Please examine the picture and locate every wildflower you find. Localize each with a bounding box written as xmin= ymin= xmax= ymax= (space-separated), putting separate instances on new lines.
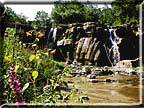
xmin=26 ymin=32 xmax=32 ymax=37
xmin=8 ymin=79 xmax=12 ymax=83
xmin=37 ymin=33 xmax=44 ymax=38
xmin=7 ymin=65 xmax=25 ymax=104
xmin=50 ymin=49 xmax=56 ymax=55
xmin=15 ymin=97 xmax=25 ymax=105
xmin=4 ymin=57 xmax=11 ymax=63
xmin=36 ymin=56 xmax=40 ymax=60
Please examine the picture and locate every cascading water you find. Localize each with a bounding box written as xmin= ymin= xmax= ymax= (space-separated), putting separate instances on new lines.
xmin=108 ymin=28 xmax=120 ymax=66
xmin=47 ymin=28 xmax=53 ymax=44
xmin=53 ymin=28 xmax=57 ymax=43
xmin=47 ymin=28 xmax=58 ymax=49
xmin=47 ymin=28 xmax=54 ymax=49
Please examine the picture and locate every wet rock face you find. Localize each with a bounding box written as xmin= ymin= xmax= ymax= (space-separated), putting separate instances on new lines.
xmin=75 ymin=38 xmax=85 ymax=61
xmin=54 ymin=22 xmax=111 ymax=66
xmin=51 ymin=22 xmax=139 ymax=66
xmin=118 ymin=38 xmax=139 ymax=61
xmin=115 ymin=27 xmax=139 ymax=62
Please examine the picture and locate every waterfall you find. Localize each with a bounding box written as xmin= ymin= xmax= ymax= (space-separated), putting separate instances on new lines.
xmin=108 ymin=28 xmax=120 ymax=65
xmin=47 ymin=28 xmax=53 ymax=49
xmin=53 ymin=28 xmax=57 ymax=43
xmin=47 ymin=27 xmax=58 ymax=49
xmin=47 ymin=28 xmax=53 ymax=44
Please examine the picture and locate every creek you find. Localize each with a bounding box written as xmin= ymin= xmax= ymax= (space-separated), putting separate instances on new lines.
xmin=63 ymin=75 xmax=140 ymax=105
xmin=54 ymin=65 xmax=141 ymax=105
xmin=67 ymin=77 xmax=139 ymax=104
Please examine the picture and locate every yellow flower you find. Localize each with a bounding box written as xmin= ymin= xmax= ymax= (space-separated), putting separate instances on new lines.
xmin=36 ymin=56 xmax=40 ymax=60
xmin=26 ymin=32 xmax=32 ymax=37
xmin=4 ymin=57 xmax=11 ymax=62
xmin=50 ymin=49 xmax=56 ymax=55
xmin=37 ymin=33 xmax=44 ymax=38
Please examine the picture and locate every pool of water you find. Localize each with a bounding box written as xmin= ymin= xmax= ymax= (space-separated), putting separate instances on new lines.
xmin=63 ymin=76 xmax=140 ymax=105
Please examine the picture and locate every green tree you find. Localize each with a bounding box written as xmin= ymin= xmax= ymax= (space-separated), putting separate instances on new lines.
xmin=51 ymin=1 xmax=113 ymax=26
xmin=34 ymin=10 xmax=50 ymax=27
xmin=51 ymin=1 xmax=86 ymax=25
xmin=51 ymin=0 xmax=143 ymax=26
xmin=111 ymin=0 xmax=143 ymax=26
xmin=5 ymin=7 xmax=27 ymax=24
xmin=84 ymin=6 xmax=100 ymax=22
xmin=101 ymin=8 xmax=114 ymax=26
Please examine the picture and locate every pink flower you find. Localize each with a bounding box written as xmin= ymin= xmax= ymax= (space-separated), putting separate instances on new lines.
xmin=15 ymin=97 xmax=25 ymax=106
xmin=8 ymin=79 xmax=12 ymax=83
xmin=8 ymin=65 xmax=24 ymax=103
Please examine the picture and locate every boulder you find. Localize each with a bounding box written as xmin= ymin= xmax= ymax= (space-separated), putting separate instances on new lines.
xmin=116 ymin=60 xmax=133 ymax=68
xmin=88 ymin=79 xmax=98 ymax=83
xmin=97 ymin=69 xmax=114 ymax=76
xmin=80 ymin=96 xmax=90 ymax=100
xmin=87 ymin=74 xmax=96 ymax=79
xmin=81 ymin=66 xmax=91 ymax=75
xmin=105 ymin=79 xmax=112 ymax=83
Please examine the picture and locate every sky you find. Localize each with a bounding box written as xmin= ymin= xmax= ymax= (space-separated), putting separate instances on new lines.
xmin=5 ymin=4 xmax=111 ymax=21
xmin=5 ymin=4 xmax=54 ymax=21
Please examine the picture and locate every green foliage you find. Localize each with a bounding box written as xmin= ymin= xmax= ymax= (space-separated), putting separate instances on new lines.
xmin=51 ymin=1 xmax=114 ymax=26
xmin=52 ymin=60 xmax=65 ymax=69
xmin=32 ymin=70 xmax=38 ymax=81
xmin=32 ymin=10 xmax=50 ymax=27
xmin=51 ymin=1 xmax=106 ymax=26
xmin=22 ymin=83 xmax=29 ymax=92
xmin=29 ymin=54 xmax=36 ymax=62
xmin=84 ymin=6 xmax=102 ymax=23
xmin=134 ymin=66 xmax=144 ymax=71
xmin=13 ymin=65 xmax=20 ymax=72
xmin=101 ymin=8 xmax=114 ymax=26
xmin=111 ymin=0 xmax=143 ymax=25
xmin=51 ymin=0 xmax=143 ymax=26
xmin=5 ymin=7 xmax=27 ymax=24
xmin=2 ymin=27 xmax=74 ymax=104
xmin=51 ymin=1 xmax=86 ymax=25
